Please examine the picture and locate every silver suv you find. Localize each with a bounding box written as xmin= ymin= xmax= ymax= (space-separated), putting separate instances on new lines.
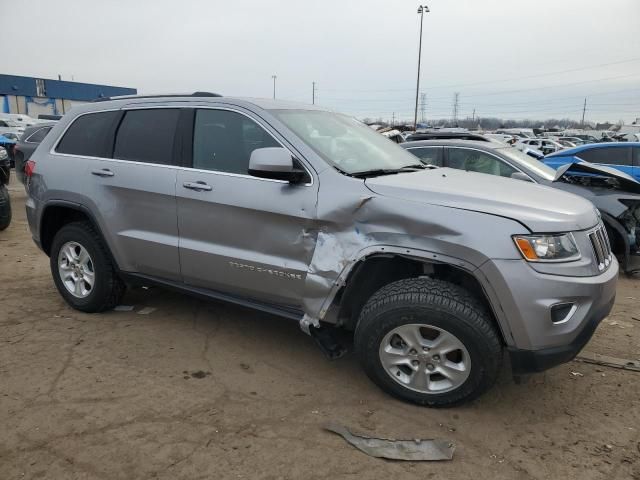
xmin=25 ymin=94 xmax=618 ymax=406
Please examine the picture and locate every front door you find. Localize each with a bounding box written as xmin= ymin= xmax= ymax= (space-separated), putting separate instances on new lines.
xmin=176 ymin=108 xmax=318 ymax=306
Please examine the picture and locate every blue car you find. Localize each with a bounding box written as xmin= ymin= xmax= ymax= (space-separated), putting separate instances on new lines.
xmin=544 ymin=142 xmax=640 ymax=181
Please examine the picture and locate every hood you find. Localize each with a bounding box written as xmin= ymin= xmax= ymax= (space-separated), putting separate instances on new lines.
xmin=365 ymin=168 xmax=598 ymax=232
xmin=554 ymin=161 xmax=640 ymax=194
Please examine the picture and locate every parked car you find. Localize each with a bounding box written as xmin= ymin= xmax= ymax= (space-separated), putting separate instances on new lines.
xmin=0 ymin=113 xmax=38 ymax=127
xmin=406 ymin=131 xmax=490 ymax=142
xmin=571 ymin=134 xmax=600 ymax=144
xmin=14 ymin=122 xmax=55 ymax=185
xmin=0 ymin=134 xmax=16 ymax=167
xmin=402 ymin=139 xmax=640 ymax=272
xmin=0 ymin=145 xmax=11 ymax=230
xmin=0 ymin=119 xmax=25 ymax=138
xmin=545 ymin=142 xmax=640 ymax=182
xmin=517 ymin=138 xmax=565 ymax=155
xmin=484 ymin=133 xmax=515 ymax=144
xmin=557 ymin=139 xmax=578 ymax=148
xmin=25 ymin=94 xmax=617 ymax=407
xmin=560 ymin=137 xmax=587 ymax=146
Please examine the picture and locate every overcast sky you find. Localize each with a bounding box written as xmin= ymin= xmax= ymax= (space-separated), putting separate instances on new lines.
xmin=3 ymin=0 xmax=640 ymax=123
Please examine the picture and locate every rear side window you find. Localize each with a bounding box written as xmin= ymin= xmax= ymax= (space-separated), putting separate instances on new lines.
xmin=56 ymin=111 xmax=120 ymax=158
xmin=26 ymin=126 xmax=51 ymax=143
xmin=114 ymin=109 xmax=180 ymax=165
xmin=634 ymin=147 xmax=640 ymax=167
xmin=192 ymin=109 xmax=280 ymax=174
xmin=576 ymin=147 xmax=632 ymax=166
xmin=406 ymin=147 xmax=443 ymax=166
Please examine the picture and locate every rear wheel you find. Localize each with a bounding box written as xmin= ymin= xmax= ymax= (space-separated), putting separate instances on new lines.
xmin=355 ymin=277 xmax=503 ymax=407
xmin=0 ymin=184 xmax=11 ymax=231
xmin=50 ymin=222 xmax=125 ymax=312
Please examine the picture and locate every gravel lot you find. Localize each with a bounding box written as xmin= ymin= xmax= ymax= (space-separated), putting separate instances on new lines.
xmin=1 ymin=176 xmax=639 ymax=479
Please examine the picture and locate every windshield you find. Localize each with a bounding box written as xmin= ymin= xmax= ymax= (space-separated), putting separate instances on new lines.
xmin=272 ymin=110 xmax=421 ymax=174
xmin=499 ymin=146 xmax=556 ymax=181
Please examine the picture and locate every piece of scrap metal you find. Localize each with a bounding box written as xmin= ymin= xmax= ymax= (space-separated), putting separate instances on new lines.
xmin=325 ymin=423 xmax=454 ymax=461
xmin=575 ymin=351 xmax=640 ymax=372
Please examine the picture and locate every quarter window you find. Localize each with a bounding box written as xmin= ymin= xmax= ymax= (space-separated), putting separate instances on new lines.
xmin=192 ymin=109 xmax=279 ymax=174
xmin=447 ymin=148 xmax=517 ymax=177
xmin=576 ymin=147 xmax=632 ymax=166
xmin=114 ymin=109 xmax=180 ymax=165
xmin=56 ymin=111 xmax=120 ymax=158
xmin=26 ymin=126 xmax=51 ymax=143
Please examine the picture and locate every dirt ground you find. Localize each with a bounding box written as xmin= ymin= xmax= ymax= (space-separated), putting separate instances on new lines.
xmin=1 ymin=175 xmax=639 ymax=480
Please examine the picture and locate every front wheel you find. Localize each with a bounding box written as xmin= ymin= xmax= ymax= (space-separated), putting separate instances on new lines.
xmin=0 ymin=184 xmax=11 ymax=231
xmin=355 ymin=277 xmax=503 ymax=407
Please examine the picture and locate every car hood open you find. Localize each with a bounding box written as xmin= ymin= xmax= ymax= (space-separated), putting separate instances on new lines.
xmin=553 ymin=161 xmax=640 ymax=194
xmin=365 ymin=167 xmax=598 ymax=232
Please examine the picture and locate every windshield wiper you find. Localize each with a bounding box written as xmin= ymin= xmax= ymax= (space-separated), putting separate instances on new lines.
xmin=350 ymin=164 xmax=429 ymax=178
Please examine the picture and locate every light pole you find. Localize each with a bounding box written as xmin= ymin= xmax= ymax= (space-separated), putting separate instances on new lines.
xmin=272 ymin=75 xmax=277 ymax=99
xmin=414 ymin=5 xmax=429 ymax=131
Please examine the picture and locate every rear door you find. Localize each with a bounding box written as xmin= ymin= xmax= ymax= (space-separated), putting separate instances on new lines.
xmin=575 ymin=146 xmax=634 ymax=179
xmin=55 ymin=108 xmax=182 ymax=281
xmin=175 ymin=107 xmax=318 ymax=306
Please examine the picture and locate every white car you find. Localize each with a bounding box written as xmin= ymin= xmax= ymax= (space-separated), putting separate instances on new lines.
xmin=0 ymin=114 xmax=38 ymax=127
xmin=0 ymin=119 xmax=25 ymax=137
xmin=517 ymin=138 xmax=564 ymax=155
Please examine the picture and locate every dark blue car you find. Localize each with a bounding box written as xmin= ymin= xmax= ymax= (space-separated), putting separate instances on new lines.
xmin=544 ymin=142 xmax=640 ymax=181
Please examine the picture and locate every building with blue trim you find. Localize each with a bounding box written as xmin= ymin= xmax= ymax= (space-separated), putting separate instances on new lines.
xmin=0 ymin=74 xmax=136 ymax=118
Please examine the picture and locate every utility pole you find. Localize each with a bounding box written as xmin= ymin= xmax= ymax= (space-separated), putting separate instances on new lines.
xmin=420 ymin=92 xmax=427 ymax=123
xmin=272 ymin=75 xmax=277 ymax=99
xmin=312 ymin=81 xmax=316 ymax=105
xmin=392 ymin=112 xmax=396 ymax=126
xmin=414 ymin=5 xmax=429 ymax=131
xmin=472 ymin=108 xmax=475 ymax=123
xmin=581 ymin=97 xmax=587 ymax=127
xmin=452 ymin=92 xmax=460 ymax=126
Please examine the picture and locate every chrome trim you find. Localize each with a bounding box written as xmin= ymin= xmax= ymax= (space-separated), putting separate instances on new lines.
xmin=551 ymin=303 xmax=578 ymax=325
xmin=49 ymin=106 xmax=314 ymax=187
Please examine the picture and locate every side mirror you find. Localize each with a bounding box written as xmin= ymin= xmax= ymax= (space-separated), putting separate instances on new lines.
xmin=248 ymin=147 xmax=306 ymax=184
xmin=511 ymin=171 xmax=534 ymax=182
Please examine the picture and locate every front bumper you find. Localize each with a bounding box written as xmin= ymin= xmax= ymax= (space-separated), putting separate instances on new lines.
xmin=478 ymin=257 xmax=618 ymax=374
xmin=507 ymin=292 xmax=614 ymax=374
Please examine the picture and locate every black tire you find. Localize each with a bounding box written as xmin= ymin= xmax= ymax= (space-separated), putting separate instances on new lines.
xmin=50 ymin=221 xmax=125 ymax=312
xmin=0 ymin=184 xmax=11 ymax=231
xmin=355 ymin=277 xmax=503 ymax=407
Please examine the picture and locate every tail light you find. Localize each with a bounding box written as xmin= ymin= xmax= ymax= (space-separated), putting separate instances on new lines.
xmin=25 ymin=160 xmax=36 ymax=178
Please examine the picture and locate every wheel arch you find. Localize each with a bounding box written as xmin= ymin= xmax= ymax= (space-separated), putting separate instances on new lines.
xmin=327 ymin=250 xmax=508 ymax=346
xmin=39 ymin=201 xmax=119 ymax=269
xmin=600 ymin=210 xmax=630 ymax=271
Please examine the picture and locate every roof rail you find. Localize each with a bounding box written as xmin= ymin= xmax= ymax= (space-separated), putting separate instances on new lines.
xmin=92 ymin=92 xmax=222 ymax=102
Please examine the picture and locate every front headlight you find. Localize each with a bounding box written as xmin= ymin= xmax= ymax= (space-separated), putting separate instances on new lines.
xmin=513 ymin=233 xmax=580 ymax=262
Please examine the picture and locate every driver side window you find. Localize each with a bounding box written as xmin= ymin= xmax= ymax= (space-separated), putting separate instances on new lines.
xmin=446 ymin=148 xmax=517 ymax=178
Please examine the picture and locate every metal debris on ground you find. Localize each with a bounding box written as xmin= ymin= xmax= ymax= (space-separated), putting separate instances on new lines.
xmin=570 ymin=371 xmax=584 ymax=377
xmin=113 ymin=305 xmax=135 ymax=312
xmin=137 ymin=307 xmax=156 ymax=315
xmin=575 ymin=351 xmax=640 ymax=372
xmin=325 ymin=423 xmax=455 ymax=461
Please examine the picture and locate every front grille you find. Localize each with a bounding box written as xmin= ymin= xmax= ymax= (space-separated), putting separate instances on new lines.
xmin=589 ymin=224 xmax=612 ymax=271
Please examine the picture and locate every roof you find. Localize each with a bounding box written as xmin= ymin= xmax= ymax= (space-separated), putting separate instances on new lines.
xmin=402 ymin=139 xmax=507 ymax=150
xmin=0 ymin=74 xmax=136 ymax=101
xmin=68 ymin=95 xmax=328 ymax=114
xmin=547 ymin=141 xmax=640 ymax=157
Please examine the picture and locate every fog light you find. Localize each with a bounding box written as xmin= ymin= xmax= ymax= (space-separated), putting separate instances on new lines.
xmin=550 ymin=303 xmax=577 ymax=324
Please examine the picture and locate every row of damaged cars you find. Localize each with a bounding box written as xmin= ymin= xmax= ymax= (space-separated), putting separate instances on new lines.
xmin=400 ymin=137 xmax=640 ymax=274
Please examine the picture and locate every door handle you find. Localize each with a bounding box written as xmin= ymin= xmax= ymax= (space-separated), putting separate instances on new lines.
xmin=91 ymin=169 xmax=114 ymax=177
xmin=183 ymin=181 xmax=212 ymax=192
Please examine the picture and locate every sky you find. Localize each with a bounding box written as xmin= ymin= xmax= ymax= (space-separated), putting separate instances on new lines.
xmin=2 ymin=0 xmax=640 ymax=124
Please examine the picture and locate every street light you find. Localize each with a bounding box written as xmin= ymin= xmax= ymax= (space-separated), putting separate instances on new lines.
xmin=272 ymin=75 xmax=277 ymax=99
xmin=414 ymin=5 xmax=429 ymax=131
